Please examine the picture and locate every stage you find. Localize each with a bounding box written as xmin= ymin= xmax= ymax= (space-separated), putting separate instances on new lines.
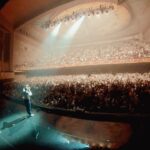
xmin=0 ymin=96 xmax=150 ymax=150
xmin=0 ymin=98 xmax=89 ymax=150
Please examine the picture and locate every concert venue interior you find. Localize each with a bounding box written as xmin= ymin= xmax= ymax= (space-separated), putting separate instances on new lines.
xmin=0 ymin=0 xmax=150 ymax=150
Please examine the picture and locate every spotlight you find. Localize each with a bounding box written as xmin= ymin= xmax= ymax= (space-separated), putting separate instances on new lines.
xmin=66 ymin=15 xmax=85 ymax=37
xmin=52 ymin=23 xmax=62 ymax=36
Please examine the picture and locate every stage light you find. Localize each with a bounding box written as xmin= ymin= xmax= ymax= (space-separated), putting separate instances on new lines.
xmin=52 ymin=23 xmax=62 ymax=36
xmin=43 ymin=22 xmax=62 ymax=52
xmin=66 ymin=15 xmax=85 ymax=38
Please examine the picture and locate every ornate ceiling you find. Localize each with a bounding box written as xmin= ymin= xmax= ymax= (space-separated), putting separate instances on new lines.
xmin=1 ymin=0 xmax=150 ymax=47
xmin=13 ymin=0 xmax=150 ymax=44
xmin=0 ymin=0 xmax=150 ymax=32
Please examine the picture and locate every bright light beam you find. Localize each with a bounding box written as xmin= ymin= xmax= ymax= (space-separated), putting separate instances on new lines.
xmin=65 ymin=16 xmax=85 ymax=39
xmin=44 ymin=23 xmax=62 ymax=46
xmin=42 ymin=23 xmax=62 ymax=56
xmin=42 ymin=16 xmax=85 ymax=63
xmin=52 ymin=16 xmax=85 ymax=56
xmin=52 ymin=23 xmax=62 ymax=36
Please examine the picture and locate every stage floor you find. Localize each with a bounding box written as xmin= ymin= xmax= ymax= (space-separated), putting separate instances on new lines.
xmin=0 ymin=97 xmax=149 ymax=150
xmin=0 ymin=98 xmax=90 ymax=150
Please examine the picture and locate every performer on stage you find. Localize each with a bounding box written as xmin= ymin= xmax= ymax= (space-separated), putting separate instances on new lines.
xmin=23 ymin=84 xmax=34 ymax=117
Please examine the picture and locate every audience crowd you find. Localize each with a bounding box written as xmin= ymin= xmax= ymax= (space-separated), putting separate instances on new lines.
xmin=3 ymin=73 xmax=150 ymax=113
xmin=14 ymin=39 xmax=150 ymax=70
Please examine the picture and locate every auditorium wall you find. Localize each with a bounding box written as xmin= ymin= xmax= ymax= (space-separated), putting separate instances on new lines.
xmin=0 ymin=13 xmax=13 ymax=72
